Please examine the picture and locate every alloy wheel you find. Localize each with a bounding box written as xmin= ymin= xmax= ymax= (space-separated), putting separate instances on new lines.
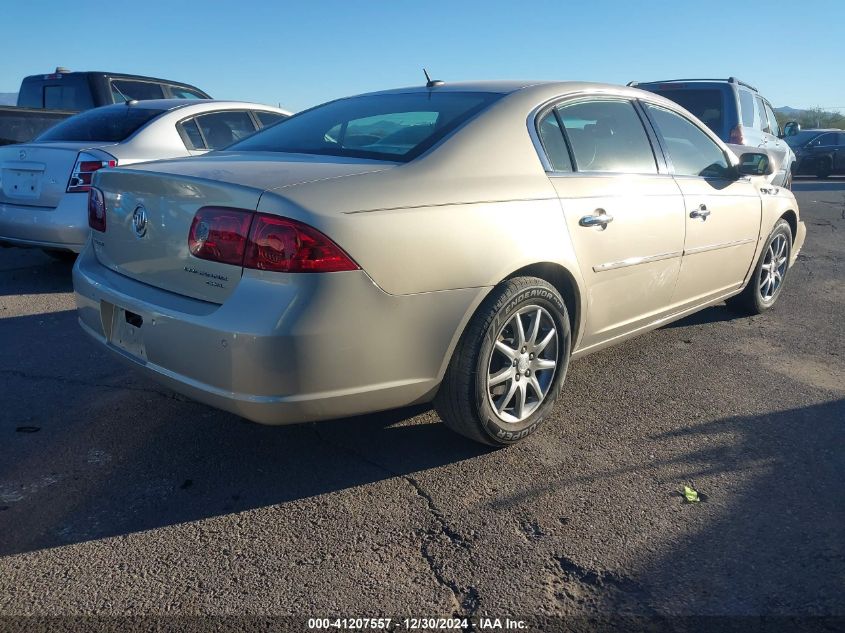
xmin=759 ymin=234 xmax=788 ymax=302
xmin=486 ymin=305 xmax=559 ymax=424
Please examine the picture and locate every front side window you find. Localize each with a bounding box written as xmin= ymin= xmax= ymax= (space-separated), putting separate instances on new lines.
xmin=813 ymin=133 xmax=838 ymax=147
xmin=36 ymin=106 xmax=165 ymax=142
xmin=536 ymin=110 xmax=572 ymax=172
xmin=556 ymin=99 xmax=656 ymax=173
xmin=645 ymin=104 xmax=730 ymax=178
xmin=110 ymin=80 xmax=165 ymax=102
xmin=194 ymin=111 xmax=258 ymax=149
xmin=228 ymin=92 xmax=503 ymax=162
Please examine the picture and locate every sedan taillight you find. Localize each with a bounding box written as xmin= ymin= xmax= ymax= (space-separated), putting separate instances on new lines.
xmin=188 ymin=207 xmax=359 ymax=273
xmin=67 ymin=153 xmax=117 ymax=193
xmin=88 ymin=187 xmax=106 ymax=232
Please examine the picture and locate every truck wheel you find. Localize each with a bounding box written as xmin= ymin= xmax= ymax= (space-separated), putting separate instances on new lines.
xmin=435 ymin=277 xmax=571 ymax=446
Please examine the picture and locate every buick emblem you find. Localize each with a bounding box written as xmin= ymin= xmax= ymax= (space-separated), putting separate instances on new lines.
xmin=19 ymin=150 xmax=26 ymax=160
xmin=132 ymin=205 xmax=148 ymax=238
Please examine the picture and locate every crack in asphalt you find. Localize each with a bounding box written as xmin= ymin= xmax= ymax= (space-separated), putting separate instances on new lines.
xmin=309 ymin=424 xmax=480 ymax=625
xmin=0 ymin=368 xmax=195 ymax=404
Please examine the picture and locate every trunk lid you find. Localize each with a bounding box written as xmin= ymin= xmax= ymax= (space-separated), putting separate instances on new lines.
xmin=92 ymin=154 xmax=393 ymax=304
xmin=0 ymin=142 xmax=115 ymax=208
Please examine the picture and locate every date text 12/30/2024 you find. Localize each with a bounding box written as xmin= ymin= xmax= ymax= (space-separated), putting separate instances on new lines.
xmin=307 ymin=617 xmax=528 ymax=630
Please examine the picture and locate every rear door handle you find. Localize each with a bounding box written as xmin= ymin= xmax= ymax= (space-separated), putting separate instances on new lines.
xmin=690 ymin=204 xmax=710 ymax=220
xmin=579 ymin=211 xmax=614 ymax=229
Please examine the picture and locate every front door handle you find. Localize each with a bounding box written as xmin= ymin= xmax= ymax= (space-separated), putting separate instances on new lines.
xmin=579 ymin=211 xmax=614 ymax=229
xmin=690 ymin=204 xmax=710 ymax=220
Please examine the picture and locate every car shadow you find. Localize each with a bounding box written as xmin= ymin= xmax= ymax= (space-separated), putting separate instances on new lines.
xmin=661 ymin=304 xmax=743 ymax=329
xmin=0 ymin=246 xmax=74 ymax=297
xmin=488 ymin=398 xmax=845 ymax=615
xmin=0 ymin=309 xmax=490 ymax=557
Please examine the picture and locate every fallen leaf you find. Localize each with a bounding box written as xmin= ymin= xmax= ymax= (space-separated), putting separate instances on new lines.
xmin=683 ymin=485 xmax=700 ymax=503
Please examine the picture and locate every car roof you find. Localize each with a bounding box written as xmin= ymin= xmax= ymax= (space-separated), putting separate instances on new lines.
xmin=91 ymin=99 xmax=290 ymax=114
xmin=349 ymin=80 xmax=672 ymax=102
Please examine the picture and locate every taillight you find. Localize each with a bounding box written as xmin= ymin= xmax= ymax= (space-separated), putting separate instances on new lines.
xmin=67 ymin=153 xmax=116 ymax=193
xmin=188 ymin=207 xmax=253 ymax=266
xmin=88 ymin=187 xmax=106 ymax=232
xmin=729 ymin=125 xmax=746 ymax=145
xmin=244 ymin=214 xmax=359 ymax=273
xmin=187 ymin=208 xmax=359 ymax=273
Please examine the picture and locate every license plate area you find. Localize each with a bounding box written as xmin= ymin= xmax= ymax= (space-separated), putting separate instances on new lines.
xmin=104 ymin=302 xmax=147 ymax=361
xmin=1 ymin=166 xmax=45 ymax=200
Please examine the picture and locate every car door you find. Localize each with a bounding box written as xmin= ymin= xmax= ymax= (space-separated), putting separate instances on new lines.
xmin=538 ymin=98 xmax=686 ymax=350
xmin=643 ymin=103 xmax=762 ymax=307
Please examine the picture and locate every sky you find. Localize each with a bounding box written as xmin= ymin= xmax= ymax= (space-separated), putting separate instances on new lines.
xmin=1 ymin=0 xmax=843 ymax=113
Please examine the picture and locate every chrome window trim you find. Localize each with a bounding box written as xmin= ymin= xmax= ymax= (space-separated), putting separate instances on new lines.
xmin=683 ymin=237 xmax=756 ymax=256
xmin=593 ymin=251 xmax=682 ymax=273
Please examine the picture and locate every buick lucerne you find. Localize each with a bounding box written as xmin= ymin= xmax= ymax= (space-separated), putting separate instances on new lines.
xmin=72 ymin=81 xmax=805 ymax=445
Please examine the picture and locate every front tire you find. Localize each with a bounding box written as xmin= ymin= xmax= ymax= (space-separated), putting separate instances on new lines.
xmin=816 ymin=158 xmax=831 ymax=179
xmin=435 ymin=277 xmax=571 ymax=446
xmin=728 ymin=219 xmax=792 ymax=315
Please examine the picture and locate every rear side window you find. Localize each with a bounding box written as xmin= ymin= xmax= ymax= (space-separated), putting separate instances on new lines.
xmin=648 ymin=88 xmax=724 ymax=135
xmin=194 ymin=111 xmax=258 ymax=149
xmin=755 ymin=96 xmax=770 ymax=133
xmin=255 ymin=111 xmax=289 ymax=128
xmin=536 ymin=110 xmax=572 ymax=172
xmin=110 ymin=80 xmax=165 ymax=102
xmin=177 ymin=118 xmax=206 ymax=150
xmin=36 ymin=106 xmax=165 ymax=142
xmin=556 ymin=100 xmax=656 ymax=173
xmin=739 ymin=90 xmax=755 ymax=127
xmin=645 ymin=104 xmax=729 ymax=178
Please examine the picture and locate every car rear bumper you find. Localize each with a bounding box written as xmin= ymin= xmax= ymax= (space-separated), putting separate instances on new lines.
xmin=72 ymin=245 xmax=486 ymax=425
xmin=0 ymin=193 xmax=88 ymax=252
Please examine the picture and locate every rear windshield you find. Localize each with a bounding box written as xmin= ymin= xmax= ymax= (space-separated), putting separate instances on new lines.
xmin=36 ymin=106 xmax=165 ymax=142
xmin=645 ymin=88 xmax=724 ymax=135
xmin=228 ymin=91 xmax=503 ymax=162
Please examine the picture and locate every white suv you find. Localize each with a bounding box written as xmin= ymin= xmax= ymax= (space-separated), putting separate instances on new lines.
xmin=631 ymin=77 xmax=795 ymax=188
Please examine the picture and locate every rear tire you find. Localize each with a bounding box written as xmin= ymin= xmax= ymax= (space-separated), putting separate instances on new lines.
xmin=435 ymin=277 xmax=571 ymax=446
xmin=727 ymin=219 xmax=792 ymax=315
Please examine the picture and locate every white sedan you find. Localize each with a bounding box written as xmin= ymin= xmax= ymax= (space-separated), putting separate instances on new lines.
xmin=0 ymin=100 xmax=290 ymax=256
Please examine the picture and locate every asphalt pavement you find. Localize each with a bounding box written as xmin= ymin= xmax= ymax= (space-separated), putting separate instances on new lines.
xmin=0 ymin=178 xmax=842 ymax=629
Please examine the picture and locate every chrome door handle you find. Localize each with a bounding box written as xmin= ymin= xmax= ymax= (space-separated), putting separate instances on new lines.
xmin=579 ymin=211 xmax=614 ymax=228
xmin=690 ymin=204 xmax=710 ymax=220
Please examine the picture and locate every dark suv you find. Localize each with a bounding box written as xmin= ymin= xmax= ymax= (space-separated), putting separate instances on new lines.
xmin=786 ymin=129 xmax=845 ymax=178
xmin=631 ymin=77 xmax=794 ymax=187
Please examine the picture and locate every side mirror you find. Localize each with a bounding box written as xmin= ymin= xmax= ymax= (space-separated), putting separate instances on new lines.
xmin=737 ymin=152 xmax=773 ymax=177
xmin=781 ymin=121 xmax=800 ymax=138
